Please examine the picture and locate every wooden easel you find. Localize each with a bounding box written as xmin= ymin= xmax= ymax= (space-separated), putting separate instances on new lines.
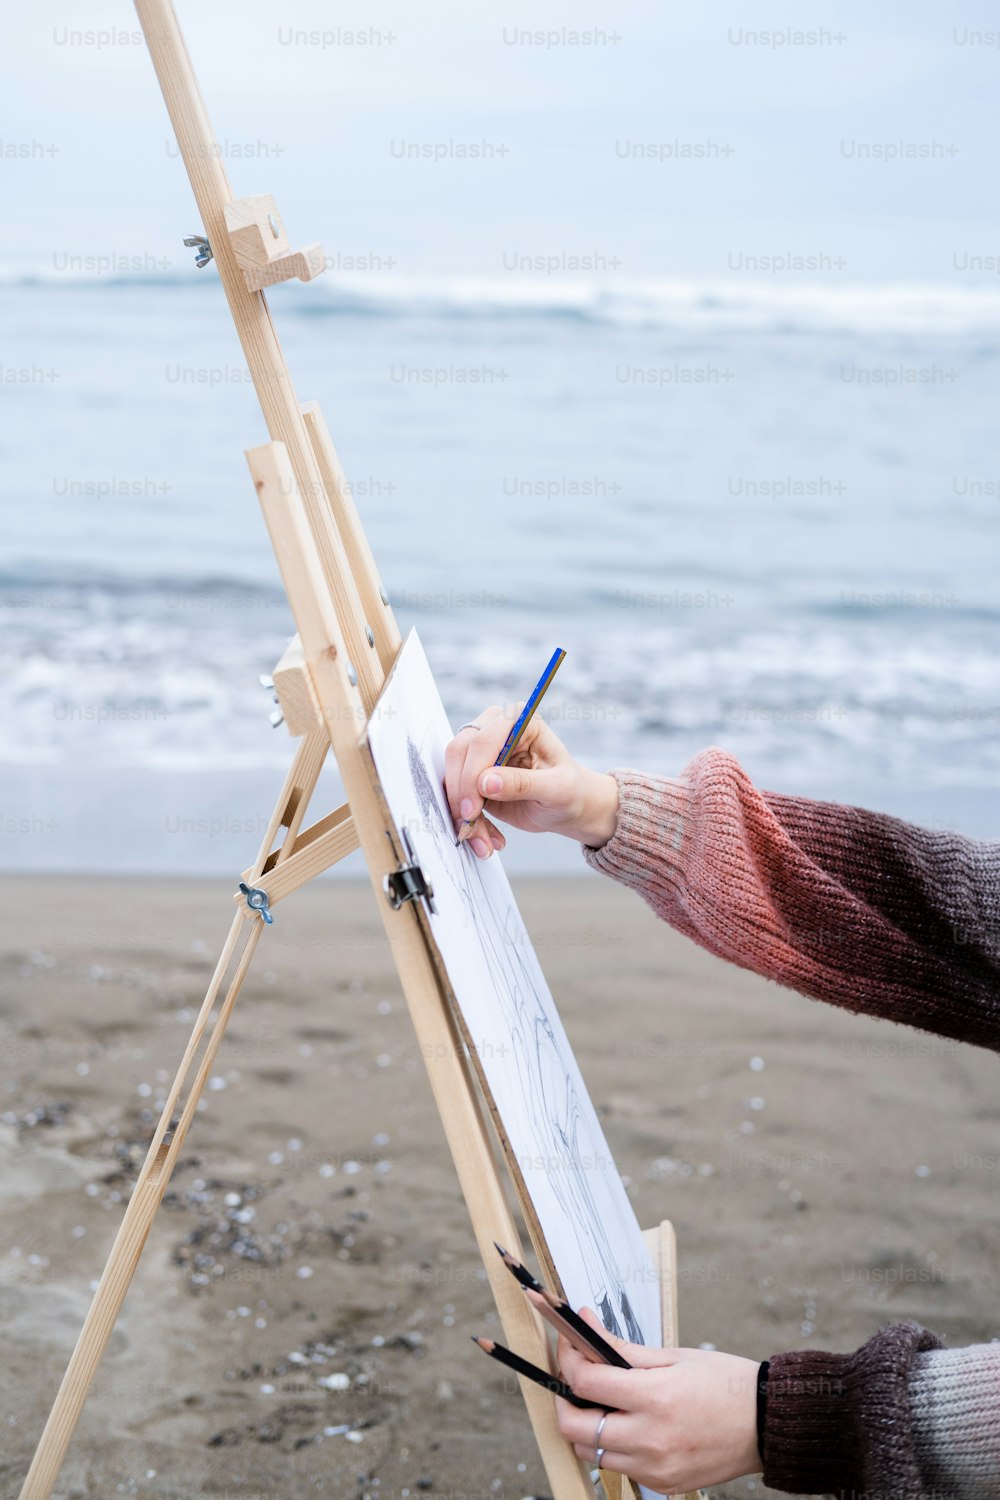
xmin=17 ymin=5 xmax=702 ymax=1498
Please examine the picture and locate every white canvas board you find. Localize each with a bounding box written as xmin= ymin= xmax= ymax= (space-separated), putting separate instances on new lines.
xmin=366 ymin=628 xmax=660 ymax=1350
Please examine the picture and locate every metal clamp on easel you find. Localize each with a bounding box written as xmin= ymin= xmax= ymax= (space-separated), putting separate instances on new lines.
xmin=384 ymin=861 xmax=434 ymax=912
xmin=384 ymin=829 xmax=437 ymax=914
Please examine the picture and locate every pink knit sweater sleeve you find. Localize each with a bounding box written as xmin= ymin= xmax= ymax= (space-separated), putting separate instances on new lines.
xmin=580 ymin=749 xmax=1000 ymax=1496
xmin=581 ymin=749 xmax=1000 ymax=1050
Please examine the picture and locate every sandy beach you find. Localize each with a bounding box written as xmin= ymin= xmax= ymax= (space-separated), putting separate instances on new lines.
xmin=2 ymin=871 xmax=997 ymax=1500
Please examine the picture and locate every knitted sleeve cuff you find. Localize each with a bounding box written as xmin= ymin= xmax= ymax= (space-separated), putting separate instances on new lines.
xmin=761 ymin=1321 xmax=944 ymax=1496
xmin=580 ymin=767 xmax=692 ymax=898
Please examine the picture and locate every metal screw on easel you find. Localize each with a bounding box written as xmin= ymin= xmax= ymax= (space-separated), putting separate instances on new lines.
xmin=238 ymin=882 xmax=273 ymax=924
xmin=259 ymin=673 xmax=283 ymax=728
xmin=183 ymin=233 xmax=213 ymax=268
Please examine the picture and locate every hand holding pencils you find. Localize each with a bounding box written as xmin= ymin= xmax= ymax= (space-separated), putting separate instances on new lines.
xmin=493 ymin=1244 xmax=632 ymax=1368
xmin=470 ymin=1243 xmax=632 ymax=1411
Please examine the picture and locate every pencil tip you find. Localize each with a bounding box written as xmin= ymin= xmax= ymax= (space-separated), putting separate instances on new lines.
xmin=493 ymin=1241 xmax=508 ymax=1258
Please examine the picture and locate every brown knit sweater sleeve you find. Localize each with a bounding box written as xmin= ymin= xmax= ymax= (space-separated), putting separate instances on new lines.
xmin=579 ymin=749 xmax=1000 ymax=1496
xmin=761 ymin=1321 xmax=945 ymax=1495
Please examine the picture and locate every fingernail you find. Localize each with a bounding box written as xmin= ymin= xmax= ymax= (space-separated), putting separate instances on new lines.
xmin=470 ymin=837 xmax=489 ymax=858
xmin=460 ymin=798 xmax=475 ymax=820
xmin=491 ymin=834 xmax=504 ymax=851
xmin=481 ymin=772 xmax=502 ymax=796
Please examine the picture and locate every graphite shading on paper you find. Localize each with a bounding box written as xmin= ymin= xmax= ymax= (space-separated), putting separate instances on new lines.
xmin=367 ymin=628 xmax=660 ymax=1351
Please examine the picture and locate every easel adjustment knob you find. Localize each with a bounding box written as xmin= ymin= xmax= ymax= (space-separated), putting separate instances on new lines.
xmin=183 ymin=233 xmax=213 ymax=268
xmin=238 ymin=881 xmax=274 ymax=923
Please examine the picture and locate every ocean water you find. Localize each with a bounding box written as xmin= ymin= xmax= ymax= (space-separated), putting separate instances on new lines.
xmin=2 ymin=269 xmax=999 ymax=871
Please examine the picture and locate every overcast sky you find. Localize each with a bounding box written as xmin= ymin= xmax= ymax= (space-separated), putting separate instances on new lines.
xmin=4 ymin=0 xmax=1000 ymax=281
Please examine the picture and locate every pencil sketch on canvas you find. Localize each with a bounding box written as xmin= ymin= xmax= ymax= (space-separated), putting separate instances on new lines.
xmin=367 ymin=628 xmax=660 ymax=1350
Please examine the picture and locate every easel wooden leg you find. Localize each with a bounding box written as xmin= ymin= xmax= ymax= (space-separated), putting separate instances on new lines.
xmin=17 ymin=917 xmax=261 ymax=1498
xmin=17 ymin=733 xmax=334 ymax=1498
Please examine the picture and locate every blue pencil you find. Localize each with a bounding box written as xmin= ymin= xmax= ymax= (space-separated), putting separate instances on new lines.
xmin=456 ymin=646 xmax=566 ymax=844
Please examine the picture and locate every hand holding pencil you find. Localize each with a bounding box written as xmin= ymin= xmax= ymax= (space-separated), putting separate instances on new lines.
xmin=444 ymin=648 xmax=621 ymax=857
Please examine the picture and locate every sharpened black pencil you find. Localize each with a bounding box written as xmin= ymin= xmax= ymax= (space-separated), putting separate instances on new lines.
xmin=494 ymin=1245 xmax=632 ymax=1369
xmin=471 ymin=1337 xmax=616 ymax=1411
xmin=537 ymin=1287 xmax=632 ymax=1370
xmin=493 ymin=1241 xmax=545 ymax=1293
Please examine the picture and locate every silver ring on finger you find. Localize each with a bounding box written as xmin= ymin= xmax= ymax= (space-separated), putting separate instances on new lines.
xmin=594 ymin=1410 xmax=610 ymax=1468
xmin=457 ymin=723 xmax=482 ymax=733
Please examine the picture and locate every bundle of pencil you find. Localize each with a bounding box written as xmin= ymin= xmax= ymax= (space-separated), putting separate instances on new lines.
xmin=470 ymin=1244 xmax=631 ymax=1410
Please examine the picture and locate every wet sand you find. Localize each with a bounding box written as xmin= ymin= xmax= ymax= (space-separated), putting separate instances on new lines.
xmin=2 ymin=873 xmax=997 ymax=1500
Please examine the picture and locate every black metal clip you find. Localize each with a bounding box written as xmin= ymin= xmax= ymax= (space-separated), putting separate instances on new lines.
xmin=383 ymin=829 xmax=436 ymax=914
xmin=384 ymin=862 xmax=435 ymax=912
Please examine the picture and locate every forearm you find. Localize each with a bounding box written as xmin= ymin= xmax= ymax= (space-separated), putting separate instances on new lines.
xmin=580 ymin=750 xmax=1000 ymax=1051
